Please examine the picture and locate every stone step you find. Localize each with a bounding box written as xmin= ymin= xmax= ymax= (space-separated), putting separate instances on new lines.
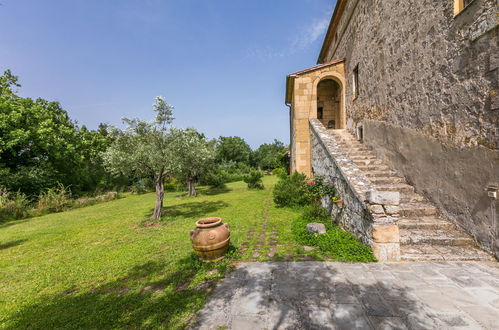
xmin=400 ymin=192 xmax=426 ymax=203
xmin=369 ymin=176 xmax=405 ymax=185
xmin=400 ymin=229 xmax=475 ymax=247
xmin=400 ymin=245 xmax=495 ymax=261
xmin=375 ymin=183 xmax=415 ymax=194
xmin=349 ymin=154 xmax=377 ymax=160
xmin=346 ymin=150 xmax=374 ymax=157
xmin=363 ymin=170 xmax=398 ymax=177
xmin=357 ymin=164 xmax=391 ymax=171
xmin=352 ymin=159 xmax=383 ymax=166
xmin=398 ymin=203 xmax=438 ymax=217
xmin=397 ymin=217 xmax=455 ymax=230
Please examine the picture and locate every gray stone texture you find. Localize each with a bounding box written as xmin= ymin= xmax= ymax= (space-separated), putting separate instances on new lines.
xmin=322 ymin=0 xmax=499 ymax=259
xmin=366 ymin=191 xmax=400 ymax=206
xmin=192 ymin=261 xmax=499 ymax=329
xmin=306 ymin=222 xmax=327 ymax=234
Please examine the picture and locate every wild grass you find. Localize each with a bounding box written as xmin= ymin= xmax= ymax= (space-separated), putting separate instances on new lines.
xmin=0 ymin=176 xmax=375 ymax=329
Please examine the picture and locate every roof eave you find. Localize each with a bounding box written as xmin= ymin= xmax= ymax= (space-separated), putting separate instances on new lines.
xmin=317 ymin=0 xmax=347 ymax=64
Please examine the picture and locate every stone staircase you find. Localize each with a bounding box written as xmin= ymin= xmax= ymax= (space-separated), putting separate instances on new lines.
xmin=328 ymin=129 xmax=494 ymax=261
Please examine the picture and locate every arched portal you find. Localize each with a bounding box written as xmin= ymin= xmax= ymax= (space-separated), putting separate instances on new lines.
xmin=316 ymin=79 xmax=342 ymax=129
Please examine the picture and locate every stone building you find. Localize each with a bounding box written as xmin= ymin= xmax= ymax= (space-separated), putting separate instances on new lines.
xmin=285 ymin=0 xmax=498 ymax=261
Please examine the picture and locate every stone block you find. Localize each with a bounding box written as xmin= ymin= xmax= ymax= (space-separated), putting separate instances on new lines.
xmin=372 ymin=225 xmax=399 ymax=243
xmin=369 ymin=204 xmax=385 ymax=214
xmin=366 ymin=191 xmax=400 ymax=205
xmin=384 ymin=205 xmax=399 ymax=215
xmin=306 ymin=223 xmax=326 ymax=234
xmin=373 ymin=242 xmax=400 ymax=262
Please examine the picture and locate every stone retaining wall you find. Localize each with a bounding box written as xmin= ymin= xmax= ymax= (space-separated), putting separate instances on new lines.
xmin=309 ymin=119 xmax=400 ymax=261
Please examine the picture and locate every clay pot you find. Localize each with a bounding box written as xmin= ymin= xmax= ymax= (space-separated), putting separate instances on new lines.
xmin=190 ymin=217 xmax=230 ymax=261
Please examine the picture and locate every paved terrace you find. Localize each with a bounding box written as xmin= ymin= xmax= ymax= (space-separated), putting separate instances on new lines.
xmin=194 ymin=261 xmax=499 ymax=329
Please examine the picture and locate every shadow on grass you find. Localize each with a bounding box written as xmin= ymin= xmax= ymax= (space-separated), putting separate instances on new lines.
xmin=5 ymin=251 xmax=235 ymax=329
xmin=198 ymin=186 xmax=231 ymax=196
xmin=161 ymin=200 xmax=229 ymax=220
xmin=0 ymin=238 xmax=27 ymax=250
xmin=0 ymin=218 xmax=30 ymax=229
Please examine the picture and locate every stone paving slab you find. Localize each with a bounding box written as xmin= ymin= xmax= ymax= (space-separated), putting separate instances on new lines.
xmin=193 ymin=261 xmax=499 ymax=330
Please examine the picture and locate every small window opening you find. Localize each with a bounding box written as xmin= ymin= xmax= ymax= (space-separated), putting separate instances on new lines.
xmin=317 ymin=107 xmax=323 ymax=119
xmin=357 ymin=126 xmax=364 ymax=142
xmin=328 ymin=120 xmax=336 ymax=129
xmin=353 ymin=65 xmax=359 ymax=99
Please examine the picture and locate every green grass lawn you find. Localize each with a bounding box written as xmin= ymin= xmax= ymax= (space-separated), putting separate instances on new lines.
xmin=0 ymin=176 xmax=373 ymax=329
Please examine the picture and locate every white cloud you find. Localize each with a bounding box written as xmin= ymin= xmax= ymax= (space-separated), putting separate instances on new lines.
xmin=291 ymin=17 xmax=329 ymax=51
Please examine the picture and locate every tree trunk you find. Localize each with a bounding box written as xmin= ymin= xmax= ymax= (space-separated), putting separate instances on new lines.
xmin=151 ymin=176 xmax=164 ymax=220
xmin=187 ymin=178 xmax=196 ymax=197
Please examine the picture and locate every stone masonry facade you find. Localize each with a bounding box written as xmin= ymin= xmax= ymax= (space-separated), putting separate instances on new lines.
xmin=287 ymin=0 xmax=498 ymax=259
xmin=310 ymin=119 xmax=400 ymax=261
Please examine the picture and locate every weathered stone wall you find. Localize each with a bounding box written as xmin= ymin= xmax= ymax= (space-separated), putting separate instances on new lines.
xmin=322 ymin=0 xmax=499 ymax=257
xmin=325 ymin=0 xmax=498 ymax=147
xmin=364 ymin=120 xmax=499 ymax=258
xmin=310 ymin=119 xmax=400 ymax=261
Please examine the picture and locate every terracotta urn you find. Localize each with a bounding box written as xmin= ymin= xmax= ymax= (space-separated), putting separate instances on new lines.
xmin=190 ymin=217 xmax=230 ymax=261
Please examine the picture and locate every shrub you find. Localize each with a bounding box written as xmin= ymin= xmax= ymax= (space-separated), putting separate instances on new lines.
xmin=272 ymin=172 xmax=309 ymax=207
xmin=271 ymin=167 xmax=287 ymax=178
xmin=243 ymin=170 xmax=264 ymax=189
xmin=74 ymin=191 xmax=119 ymax=208
xmin=130 ymin=178 xmax=154 ymax=194
xmin=203 ymin=170 xmax=228 ymax=188
xmin=36 ymin=184 xmax=72 ymax=213
xmin=164 ymin=178 xmax=178 ymax=192
xmin=0 ymin=187 xmax=30 ymax=220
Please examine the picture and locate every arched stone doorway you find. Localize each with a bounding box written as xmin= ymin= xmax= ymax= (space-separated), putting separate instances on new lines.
xmin=316 ymin=79 xmax=342 ymax=129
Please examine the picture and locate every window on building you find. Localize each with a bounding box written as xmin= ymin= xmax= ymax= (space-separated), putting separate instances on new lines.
xmin=317 ymin=107 xmax=323 ymax=119
xmin=352 ymin=65 xmax=359 ymax=99
xmin=454 ymin=0 xmax=474 ymax=15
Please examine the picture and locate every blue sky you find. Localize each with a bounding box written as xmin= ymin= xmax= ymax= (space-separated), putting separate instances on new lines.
xmin=0 ymin=0 xmax=334 ymax=148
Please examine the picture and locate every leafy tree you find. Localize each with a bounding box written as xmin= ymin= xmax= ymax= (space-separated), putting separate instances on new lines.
xmin=252 ymin=139 xmax=288 ymax=171
xmin=215 ymin=136 xmax=252 ymax=165
xmin=0 ymin=70 xmax=86 ymax=196
xmin=172 ymin=128 xmax=216 ymax=196
xmin=102 ymin=97 xmax=177 ymax=220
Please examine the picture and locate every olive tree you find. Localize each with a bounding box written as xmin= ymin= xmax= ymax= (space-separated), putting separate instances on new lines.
xmin=102 ymin=96 xmax=176 ymax=220
xmin=172 ymin=128 xmax=215 ymax=196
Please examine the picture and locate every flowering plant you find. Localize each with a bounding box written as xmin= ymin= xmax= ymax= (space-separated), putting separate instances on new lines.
xmin=305 ymin=176 xmax=336 ymax=202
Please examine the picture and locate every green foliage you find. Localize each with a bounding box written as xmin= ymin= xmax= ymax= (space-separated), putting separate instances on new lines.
xmin=292 ymin=206 xmax=376 ymax=262
xmin=215 ymin=136 xmax=252 ymax=165
xmin=243 ymin=170 xmax=264 ymax=189
xmin=170 ymin=128 xmax=216 ymax=196
xmin=202 ymin=170 xmax=228 ymax=188
xmin=35 ymin=184 xmax=73 ymax=214
xmin=271 ymin=167 xmax=290 ymax=180
xmin=273 ymin=172 xmax=310 ymax=207
xmin=0 ymin=70 xmax=116 ymax=197
xmin=305 ymin=176 xmax=336 ymax=203
xmin=130 ymin=178 xmax=155 ymax=194
xmin=251 ymin=139 xmax=288 ymax=171
xmin=0 ymin=187 xmax=30 ymax=220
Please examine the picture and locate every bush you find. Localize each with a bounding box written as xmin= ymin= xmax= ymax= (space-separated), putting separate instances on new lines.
xmin=273 ymin=172 xmax=309 ymax=207
xmin=271 ymin=167 xmax=287 ymax=178
xmin=74 ymin=191 xmax=119 ymax=208
xmin=292 ymin=205 xmax=376 ymax=262
xmin=130 ymin=178 xmax=154 ymax=194
xmin=164 ymin=178 xmax=178 ymax=192
xmin=0 ymin=187 xmax=30 ymax=220
xmin=36 ymin=184 xmax=72 ymax=213
xmin=243 ymin=170 xmax=264 ymax=189
xmin=202 ymin=170 xmax=228 ymax=188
